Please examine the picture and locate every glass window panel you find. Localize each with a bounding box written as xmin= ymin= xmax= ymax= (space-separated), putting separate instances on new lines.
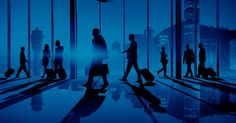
xmin=0 ymin=0 xmax=8 ymax=73
xmin=150 ymin=0 xmax=171 ymax=76
xmin=102 ymin=0 xmax=123 ymax=76
xmin=31 ymin=0 xmax=52 ymax=76
xmin=77 ymin=0 xmax=99 ymax=76
xmin=125 ymin=0 xmax=147 ymax=75
xmin=11 ymin=0 xmax=28 ymax=76
xmin=54 ymin=0 xmax=70 ymax=76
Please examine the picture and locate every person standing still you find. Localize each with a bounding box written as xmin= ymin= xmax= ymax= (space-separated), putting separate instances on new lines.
xmin=41 ymin=44 xmax=50 ymax=79
xmin=183 ymin=44 xmax=194 ymax=78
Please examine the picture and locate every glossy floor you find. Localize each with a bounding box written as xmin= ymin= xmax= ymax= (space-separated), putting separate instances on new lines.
xmin=0 ymin=76 xmax=236 ymax=123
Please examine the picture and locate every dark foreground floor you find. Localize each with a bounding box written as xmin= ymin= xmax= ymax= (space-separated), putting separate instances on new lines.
xmin=0 ymin=75 xmax=236 ymax=123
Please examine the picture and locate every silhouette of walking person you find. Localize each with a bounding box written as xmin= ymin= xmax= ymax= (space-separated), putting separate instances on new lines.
xmin=197 ymin=42 xmax=206 ymax=78
xmin=83 ymin=28 xmax=109 ymax=88
xmin=157 ymin=46 xmax=168 ymax=77
xmin=15 ymin=47 xmax=31 ymax=78
xmin=41 ymin=44 xmax=50 ymax=79
xmin=183 ymin=44 xmax=194 ymax=78
xmin=119 ymin=34 xmax=143 ymax=84
xmin=54 ymin=40 xmax=64 ymax=73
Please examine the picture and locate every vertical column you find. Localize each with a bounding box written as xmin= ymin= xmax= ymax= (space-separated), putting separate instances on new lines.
xmin=28 ymin=0 xmax=31 ymax=73
xmin=147 ymin=0 xmax=150 ymax=69
xmin=75 ymin=0 xmax=78 ymax=76
xmin=194 ymin=0 xmax=199 ymax=76
xmin=170 ymin=0 xmax=174 ymax=77
xmin=123 ymin=0 xmax=126 ymax=72
xmin=176 ymin=0 xmax=182 ymax=79
xmin=7 ymin=0 xmax=11 ymax=69
xmin=216 ymin=0 xmax=220 ymax=77
xmin=99 ymin=1 xmax=102 ymax=32
xmin=70 ymin=0 xmax=77 ymax=79
xmin=51 ymin=0 xmax=54 ymax=67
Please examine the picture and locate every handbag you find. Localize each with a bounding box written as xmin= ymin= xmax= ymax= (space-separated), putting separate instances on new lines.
xmin=93 ymin=64 xmax=109 ymax=76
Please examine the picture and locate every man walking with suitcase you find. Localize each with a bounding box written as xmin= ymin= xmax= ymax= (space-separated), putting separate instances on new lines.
xmin=15 ymin=47 xmax=31 ymax=78
xmin=119 ymin=34 xmax=143 ymax=84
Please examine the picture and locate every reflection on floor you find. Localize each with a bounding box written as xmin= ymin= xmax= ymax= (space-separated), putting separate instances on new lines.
xmin=0 ymin=75 xmax=236 ymax=123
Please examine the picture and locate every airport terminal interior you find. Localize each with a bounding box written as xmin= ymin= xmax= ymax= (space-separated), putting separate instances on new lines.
xmin=0 ymin=0 xmax=236 ymax=123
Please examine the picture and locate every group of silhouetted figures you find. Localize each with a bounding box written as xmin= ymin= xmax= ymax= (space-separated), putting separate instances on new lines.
xmin=1 ymin=28 xmax=216 ymax=89
xmin=0 ymin=39 xmax=65 ymax=81
xmin=156 ymin=42 xmax=211 ymax=79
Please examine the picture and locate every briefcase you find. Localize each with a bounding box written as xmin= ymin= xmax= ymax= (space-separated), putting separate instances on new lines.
xmin=93 ymin=64 xmax=109 ymax=76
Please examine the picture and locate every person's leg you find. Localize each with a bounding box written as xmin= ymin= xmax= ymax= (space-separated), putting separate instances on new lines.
xmin=101 ymin=74 xmax=109 ymax=87
xmin=163 ymin=63 xmax=167 ymax=77
xmin=84 ymin=61 xmax=96 ymax=87
xmin=54 ymin=61 xmax=57 ymax=72
xmin=199 ymin=62 xmax=205 ymax=77
xmin=158 ymin=68 xmax=164 ymax=74
xmin=122 ymin=60 xmax=132 ymax=80
xmin=22 ymin=64 xmax=30 ymax=77
xmin=86 ymin=68 xmax=94 ymax=87
xmin=189 ymin=63 xmax=193 ymax=77
xmin=42 ymin=65 xmax=46 ymax=77
xmin=185 ymin=64 xmax=190 ymax=77
xmin=59 ymin=60 xmax=63 ymax=69
xmin=15 ymin=66 xmax=23 ymax=78
xmin=133 ymin=60 xmax=142 ymax=82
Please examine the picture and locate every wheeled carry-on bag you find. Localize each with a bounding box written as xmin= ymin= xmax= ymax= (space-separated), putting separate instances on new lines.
xmin=140 ymin=68 xmax=155 ymax=82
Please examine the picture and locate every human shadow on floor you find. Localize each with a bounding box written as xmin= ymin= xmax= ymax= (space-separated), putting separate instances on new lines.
xmin=0 ymin=79 xmax=69 ymax=110
xmin=181 ymin=78 xmax=236 ymax=94
xmin=193 ymin=77 xmax=236 ymax=87
xmin=0 ymin=77 xmax=28 ymax=85
xmin=166 ymin=77 xmax=200 ymax=91
xmin=0 ymin=79 xmax=45 ymax=95
xmin=124 ymin=82 xmax=166 ymax=113
xmin=62 ymin=87 xmax=106 ymax=123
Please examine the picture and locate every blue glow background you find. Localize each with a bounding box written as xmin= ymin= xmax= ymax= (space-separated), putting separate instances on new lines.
xmin=0 ymin=0 xmax=236 ymax=76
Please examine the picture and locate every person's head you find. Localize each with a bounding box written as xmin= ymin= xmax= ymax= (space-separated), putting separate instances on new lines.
xmin=161 ymin=46 xmax=165 ymax=51
xmin=44 ymin=44 xmax=49 ymax=50
xmin=21 ymin=46 xmax=25 ymax=51
xmin=55 ymin=40 xmax=60 ymax=47
xmin=186 ymin=44 xmax=189 ymax=49
xmin=129 ymin=34 xmax=135 ymax=42
xmin=92 ymin=28 xmax=100 ymax=37
xmin=198 ymin=42 xmax=203 ymax=48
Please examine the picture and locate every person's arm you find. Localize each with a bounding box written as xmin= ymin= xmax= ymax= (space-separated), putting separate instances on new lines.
xmin=122 ymin=42 xmax=136 ymax=53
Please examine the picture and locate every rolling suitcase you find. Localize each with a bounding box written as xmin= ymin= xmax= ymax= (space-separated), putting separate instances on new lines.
xmin=58 ymin=68 xmax=67 ymax=80
xmin=140 ymin=68 xmax=154 ymax=82
xmin=206 ymin=67 xmax=216 ymax=78
xmin=46 ymin=69 xmax=56 ymax=80
xmin=5 ymin=68 xmax=15 ymax=78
